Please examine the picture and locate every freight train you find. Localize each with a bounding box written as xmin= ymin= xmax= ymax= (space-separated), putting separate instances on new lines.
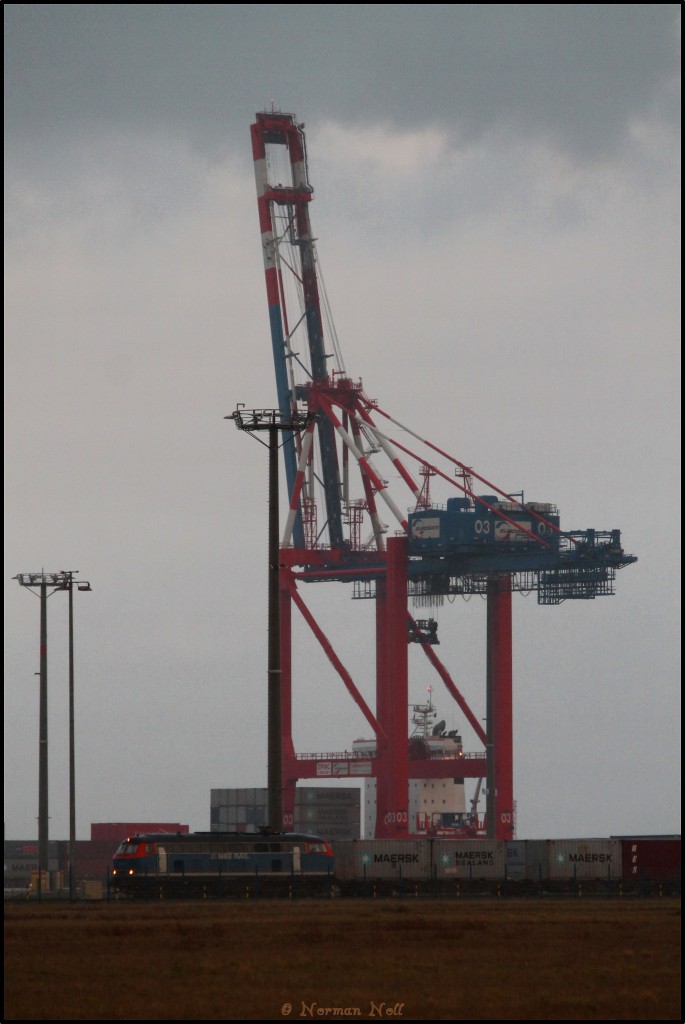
xmin=109 ymin=833 xmax=679 ymax=898
xmin=110 ymin=830 xmax=334 ymax=896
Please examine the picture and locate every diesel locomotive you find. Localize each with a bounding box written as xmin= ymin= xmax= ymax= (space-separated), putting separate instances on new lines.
xmin=111 ymin=830 xmax=334 ymax=896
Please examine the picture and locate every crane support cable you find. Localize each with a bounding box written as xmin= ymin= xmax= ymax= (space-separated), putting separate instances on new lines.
xmin=361 ymin=399 xmax=562 ymax=543
xmin=315 ymin=246 xmax=346 ymax=375
xmin=335 ymin=395 xmax=422 ymax=500
xmin=348 ymin=416 xmax=387 ymax=552
xmin=350 ymin=410 xmax=550 ymax=548
xmin=286 ymin=574 xmax=386 ymax=739
xmin=282 ymin=418 xmax=317 ymax=548
xmin=318 ymin=396 xmax=409 ymax=532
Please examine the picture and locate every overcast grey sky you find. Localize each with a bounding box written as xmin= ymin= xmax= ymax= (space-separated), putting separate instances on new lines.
xmin=4 ymin=5 xmax=680 ymax=841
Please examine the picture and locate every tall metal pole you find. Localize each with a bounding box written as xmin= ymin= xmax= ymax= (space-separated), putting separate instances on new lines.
xmin=64 ymin=571 xmax=91 ymax=900
xmin=67 ymin=576 xmax=76 ymax=901
xmin=228 ymin=406 xmax=311 ymax=834
xmin=14 ymin=571 xmax=74 ymax=890
xmin=38 ymin=581 xmax=49 ymax=884
xmin=14 ymin=571 xmax=90 ymax=897
xmin=267 ymin=425 xmax=282 ymax=832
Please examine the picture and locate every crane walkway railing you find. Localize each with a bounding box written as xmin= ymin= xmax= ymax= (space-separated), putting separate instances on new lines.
xmin=294 ymin=750 xmax=483 ymax=762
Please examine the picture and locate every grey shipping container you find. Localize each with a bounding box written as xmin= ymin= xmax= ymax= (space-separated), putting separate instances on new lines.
xmin=296 ymin=788 xmax=360 ymax=806
xmin=521 ymin=840 xmax=549 ymax=881
xmin=298 ymin=805 xmax=360 ymax=824
xmin=333 ymin=840 xmax=430 ymax=880
xmin=548 ymin=839 xmax=622 ymax=879
xmin=504 ymin=840 xmax=527 ymax=880
xmin=213 ymin=786 xmax=358 ymax=813
xmin=433 ymin=841 xmax=506 ymax=879
xmin=312 ymin=825 xmax=360 ymax=840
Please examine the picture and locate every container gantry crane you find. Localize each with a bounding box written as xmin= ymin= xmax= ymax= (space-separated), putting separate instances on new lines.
xmin=242 ymin=109 xmax=636 ymax=840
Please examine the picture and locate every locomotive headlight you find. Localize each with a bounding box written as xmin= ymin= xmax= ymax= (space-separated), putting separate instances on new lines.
xmin=128 ymin=868 xmax=135 ymax=875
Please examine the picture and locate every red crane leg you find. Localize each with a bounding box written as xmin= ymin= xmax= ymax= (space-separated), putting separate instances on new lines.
xmin=375 ymin=576 xmax=390 ymax=837
xmin=375 ymin=537 xmax=409 ymax=837
xmin=487 ymin=577 xmax=515 ymax=840
xmin=280 ymin=569 xmax=296 ymax=829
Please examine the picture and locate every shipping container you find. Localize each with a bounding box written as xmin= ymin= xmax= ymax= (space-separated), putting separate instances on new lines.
xmin=210 ymin=787 xmax=361 ymax=840
xmin=297 ymin=804 xmax=359 ymax=824
xmin=4 ymin=840 xmax=59 ymax=860
xmin=296 ymin=788 xmax=361 ymax=806
xmin=56 ymin=839 xmax=120 ymax=879
xmin=90 ymin=823 xmax=188 ymax=841
xmin=333 ymin=840 xmax=430 ymax=880
xmin=547 ymin=839 xmax=622 ymax=880
xmin=433 ymin=840 xmax=506 ymax=879
xmin=294 ymin=811 xmax=360 ymax=840
xmin=521 ymin=840 xmax=549 ymax=881
xmin=618 ymin=837 xmax=681 ymax=881
xmin=313 ymin=825 xmax=360 ymax=840
xmin=504 ymin=840 xmax=527 ymax=880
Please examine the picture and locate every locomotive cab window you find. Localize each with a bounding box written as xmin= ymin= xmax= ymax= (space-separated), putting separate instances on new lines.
xmin=115 ymin=841 xmax=139 ymax=855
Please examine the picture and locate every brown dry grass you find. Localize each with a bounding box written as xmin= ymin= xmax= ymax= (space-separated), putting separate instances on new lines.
xmin=4 ymin=898 xmax=681 ymax=1021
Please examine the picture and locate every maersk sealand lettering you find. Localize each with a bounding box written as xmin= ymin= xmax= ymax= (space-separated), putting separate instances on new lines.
xmin=373 ymin=854 xmax=420 ymax=864
xmin=568 ymin=853 xmax=612 ymax=863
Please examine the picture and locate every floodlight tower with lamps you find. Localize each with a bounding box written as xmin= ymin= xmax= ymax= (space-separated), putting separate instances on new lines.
xmin=61 ymin=570 xmax=92 ymax=900
xmin=13 ymin=572 xmax=72 ymax=884
xmin=227 ymin=406 xmax=312 ymax=832
xmin=13 ymin=570 xmax=91 ymax=892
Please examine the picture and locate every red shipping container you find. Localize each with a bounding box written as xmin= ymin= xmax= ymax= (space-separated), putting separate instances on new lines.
xmin=620 ymin=837 xmax=681 ymax=880
xmin=90 ymin=822 xmax=189 ymax=841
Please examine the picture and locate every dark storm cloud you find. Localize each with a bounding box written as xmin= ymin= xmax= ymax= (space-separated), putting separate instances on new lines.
xmin=4 ymin=4 xmax=680 ymax=159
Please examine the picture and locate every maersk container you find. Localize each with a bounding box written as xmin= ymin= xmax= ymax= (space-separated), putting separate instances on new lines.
xmin=504 ymin=840 xmax=527 ymax=880
xmin=313 ymin=824 xmax=360 ymax=841
xmin=332 ymin=840 xmax=430 ymax=880
xmin=433 ymin=840 xmax=506 ymax=879
xmin=619 ymin=837 xmax=681 ymax=881
xmin=521 ymin=840 xmax=550 ymax=881
xmin=298 ymin=804 xmax=359 ymax=824
xmin=548 ymin=839 xmax=622 ymax=880
xmin=296 ymin=788 xmax=360 ymax=806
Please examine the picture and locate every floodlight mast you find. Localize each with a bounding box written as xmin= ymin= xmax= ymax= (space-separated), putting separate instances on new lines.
xmin=12 ymin=571 xmax=78 ymax=888
xmin=227 ymin=407 xmax=312 ymax=832
xmin=61 ymin=570 xmax=92 ymax=900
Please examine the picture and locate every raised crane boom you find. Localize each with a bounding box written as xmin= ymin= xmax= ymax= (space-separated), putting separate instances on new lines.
xmin=251 ymin=111 xmax=344 ymax=550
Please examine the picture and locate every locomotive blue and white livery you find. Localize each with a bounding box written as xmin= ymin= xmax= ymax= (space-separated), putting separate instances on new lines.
xmin=111 ymin=830 xmax=334 ymax=896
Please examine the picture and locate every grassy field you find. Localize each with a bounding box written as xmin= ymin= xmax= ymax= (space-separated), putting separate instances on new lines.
xmin=4 ymin=897 xmax=681 ymax=1021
